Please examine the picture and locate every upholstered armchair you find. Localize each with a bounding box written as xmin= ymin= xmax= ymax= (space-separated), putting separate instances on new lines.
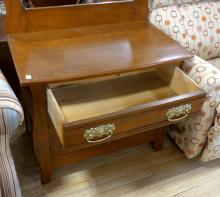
xmin=0 ymin=70 xmax=23 ymax=196
xmin=149 ymin=0 xmax=220 ymax=161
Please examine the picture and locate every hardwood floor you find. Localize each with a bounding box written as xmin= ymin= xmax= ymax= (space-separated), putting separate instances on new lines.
xmin=11 ymin=132 xmax=220 ymax=197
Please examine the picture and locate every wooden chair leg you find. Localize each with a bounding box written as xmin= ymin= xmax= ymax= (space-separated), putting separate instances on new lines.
xmin=151 ymin=127 xmax=166 ymax=151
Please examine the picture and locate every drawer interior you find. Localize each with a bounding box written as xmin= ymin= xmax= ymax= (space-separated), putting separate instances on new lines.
xmin=48 ymin=65 xmax=201 ymax=124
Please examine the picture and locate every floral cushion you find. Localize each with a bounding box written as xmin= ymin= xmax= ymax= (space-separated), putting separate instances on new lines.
xmin=149 ymin=0 xmax=220 ymax=161
xmin=149 ymin=1 xmax=220 ymax=60
xmin=168 ymin=56 xmax=220 ymax=158
xmin=179 ymin=1 xmax=220 ymax=60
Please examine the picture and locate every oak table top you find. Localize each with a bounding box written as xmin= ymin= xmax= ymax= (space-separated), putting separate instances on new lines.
xmin=8 ymin=21 xmax=192 ymax=86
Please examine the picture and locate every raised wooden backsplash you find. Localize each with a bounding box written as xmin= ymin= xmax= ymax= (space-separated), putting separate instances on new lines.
xmin=3 ymin=0 xmax=148 ymax=34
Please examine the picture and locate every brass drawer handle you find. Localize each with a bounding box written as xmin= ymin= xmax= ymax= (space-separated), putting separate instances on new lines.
xmin=166 ymin=104 xmax=192 ymax=122
xmin=84 ymin=123 xmax=115 ymax=143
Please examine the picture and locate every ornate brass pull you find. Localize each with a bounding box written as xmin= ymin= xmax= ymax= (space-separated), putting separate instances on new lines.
xmin=84 ymin=123 xmax=115 ymax=143
xmin=166 ymin=104 xmax=192 ymax=122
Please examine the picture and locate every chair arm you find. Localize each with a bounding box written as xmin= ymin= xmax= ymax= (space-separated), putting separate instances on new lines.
xmin=0 ymin=71 xmax=23 ymax=196
xmin=181 ymin=56 xmax=220 ymax=95
xmin=168 ymin=56 xmax=220 ymax=158
xmin=181 ymin=55 xmax=220 ymax=131
xmin=0 ymin=71 xmax=24 ymax=136
xmin=0 ymin=108 xmax=22 ymax=197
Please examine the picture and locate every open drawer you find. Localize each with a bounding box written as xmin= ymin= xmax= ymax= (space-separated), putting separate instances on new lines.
xmin=47 ymin=65 xmax=206 ymax=148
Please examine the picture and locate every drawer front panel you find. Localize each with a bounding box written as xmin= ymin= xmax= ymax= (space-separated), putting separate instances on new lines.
xmin=63 ymin=98 xmax=204 ymax=147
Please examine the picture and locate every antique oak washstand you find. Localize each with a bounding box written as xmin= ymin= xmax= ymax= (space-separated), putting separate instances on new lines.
xmin=4 ymin=0 xmax=206 ymax=183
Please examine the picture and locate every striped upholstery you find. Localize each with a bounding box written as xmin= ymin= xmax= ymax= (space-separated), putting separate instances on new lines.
xmin=0 ymin=70 xmax=23 ymax=197
xmin=0 ymin=1 xmax=6 ymax=15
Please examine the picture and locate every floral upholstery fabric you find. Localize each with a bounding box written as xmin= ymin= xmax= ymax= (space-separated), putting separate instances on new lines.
xmin=149 ymin=0 xmax=220 ymax=162
xmin=0 ymin=70 xmax=23 ymax=197
xmin=198 ymin=57 xmax=220 ymax=161
xmin=149 ymin=5 xmax=187 ymax=47
xmin=200 ymin=105 xmax=220 ymax=161
xmin=168 ymin=56 xmax=220 ymax=158
xmin=179 ymin=1 xmax=220 ymax=60
xmin=149 ymin=1 xmax=220 ymax=60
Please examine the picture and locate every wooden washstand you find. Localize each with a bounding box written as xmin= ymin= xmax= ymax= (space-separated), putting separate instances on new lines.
xmin=3 ymin=0 xmax=205 ymax=184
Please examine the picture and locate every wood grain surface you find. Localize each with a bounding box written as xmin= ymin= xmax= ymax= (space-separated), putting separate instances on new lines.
xmin=8 ymin=21 xmax=192 ymax=86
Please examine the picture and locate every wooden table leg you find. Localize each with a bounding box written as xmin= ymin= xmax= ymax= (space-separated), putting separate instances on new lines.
xmin=30 ymin=85 xmax=52 ymax=184
xmin=151 ymin=127 xmax=166 ymax=151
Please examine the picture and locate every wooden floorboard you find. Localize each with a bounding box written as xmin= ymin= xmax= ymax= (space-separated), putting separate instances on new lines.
xmin=10 ymin=132 xmax=220 ymax=197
